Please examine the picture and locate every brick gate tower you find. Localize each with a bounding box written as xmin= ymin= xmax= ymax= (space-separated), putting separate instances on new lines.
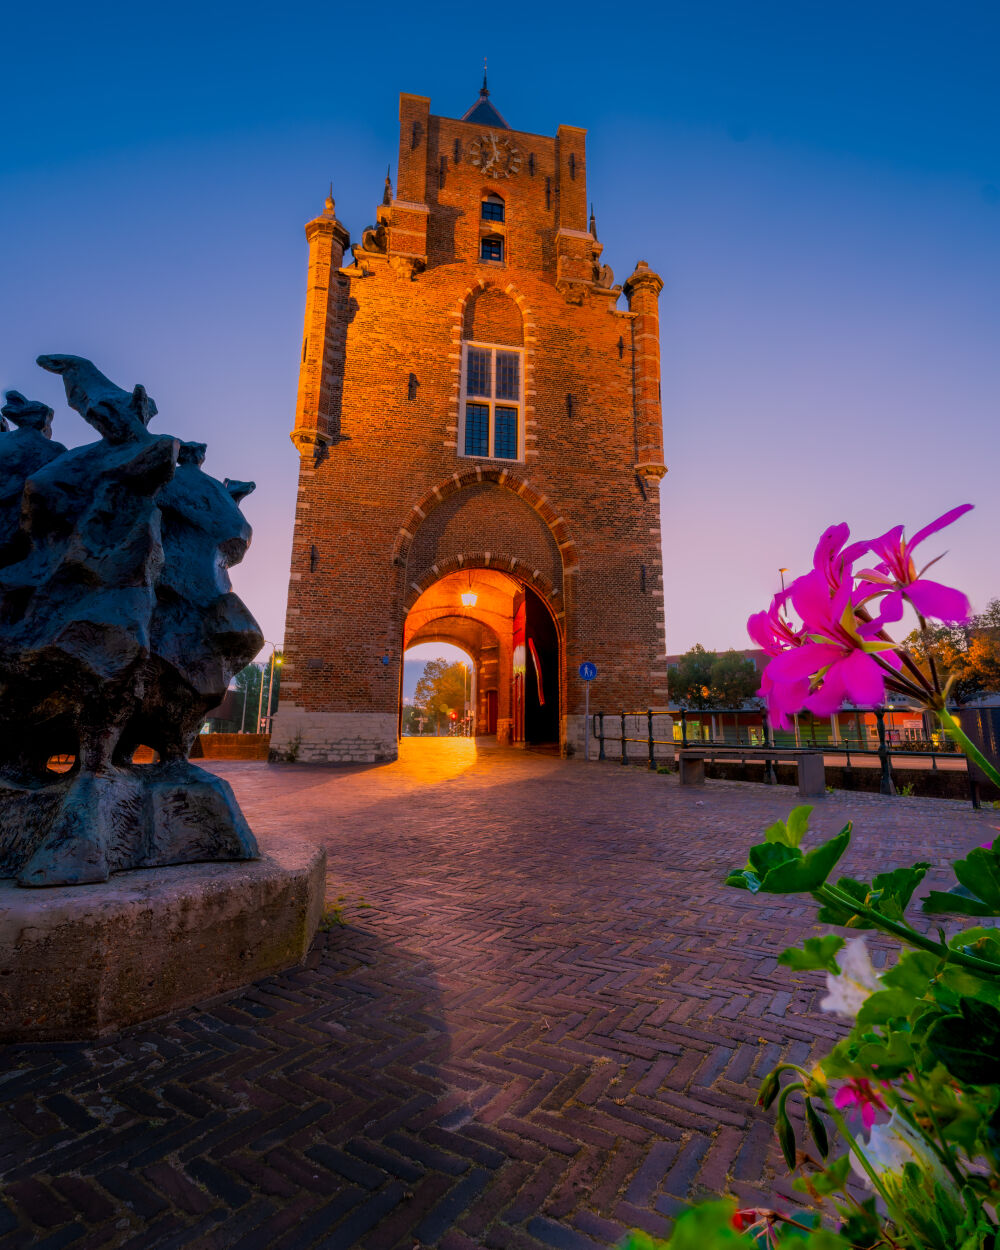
xmin=272 ymin=82 xmax=668 ymax=763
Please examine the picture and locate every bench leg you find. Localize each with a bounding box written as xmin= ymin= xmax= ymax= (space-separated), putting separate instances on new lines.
xmin=679 ymin=757 xmax=705 ymax=787
xmin=797 ymin=754 xmax=826 ymax=798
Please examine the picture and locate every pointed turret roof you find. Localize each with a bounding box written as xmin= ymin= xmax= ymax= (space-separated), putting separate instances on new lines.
xmin=460 ymin=65 xmax=510 ymax=129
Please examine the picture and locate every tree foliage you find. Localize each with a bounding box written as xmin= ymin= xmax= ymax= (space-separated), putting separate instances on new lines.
xmin=233 ymin=653 xmax=283 ymax=729
xmin=668 ymin=644 xmax=760 ymax=709
xmin=904 ymin=598 xmax=1000 ymax=704
xmin=413 ymin=658 xmax=468 ymax=731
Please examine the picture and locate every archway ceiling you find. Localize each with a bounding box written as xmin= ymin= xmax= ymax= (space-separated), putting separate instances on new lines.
xmin=403 ymin=569 xmax=520 ymax=649
xmin=407 ymin=615 xmax=500 ymax=657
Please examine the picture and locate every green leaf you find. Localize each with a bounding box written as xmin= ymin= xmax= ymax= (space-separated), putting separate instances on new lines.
xmin=725 ymin=868 xmax=760 ymax=892
xmin=764 ymin=805 xmax=813 ymax=848
xmin=881 ymin=948 xmax=942 ymax=995
xmin=923 ymin=887 xmax=999 ymax=918
xmin=658 ymin=1200 xmax=745 ymax=1248
xmin=851 ymin=1029 xmax=916 ymax=1078
xmin=954 ymin=848 xmax=1000 ymax=911
xmin=749 ymin=840 xmax=802 ymax=877
xmin=856 ymin=986 xmax=920 ymax=1028
xmin=779 ymin=935 xmax=845 ymax=974
xmin=869 ymin=863 xmax=931 ymax=920
xmin=776 ymin=1103 xmax=797 ymax=1167
xmin=926 ymin=998 xmax=1000 ymax=1084
xmin=805 ymin=1097 xmax=829 ymax=1157
xmin=793 ymin=1152 xmax=849 ymax=1197
xmin=760 ymin=827 xmax=851 ymax=893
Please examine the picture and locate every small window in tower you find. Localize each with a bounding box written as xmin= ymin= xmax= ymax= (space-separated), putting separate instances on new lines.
xmin=480 ymin=236 xmax=503 ymax=262
xmin=481 ymin=194 xmax=505 ymax=223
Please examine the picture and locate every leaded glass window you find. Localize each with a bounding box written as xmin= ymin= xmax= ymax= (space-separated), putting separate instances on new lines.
xmin=459 ymin=342 xmax=523 ymax=462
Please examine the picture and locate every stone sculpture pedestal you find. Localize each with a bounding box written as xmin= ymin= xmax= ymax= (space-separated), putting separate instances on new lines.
xmin=0 ymin=835 xmax=326 ymax=1042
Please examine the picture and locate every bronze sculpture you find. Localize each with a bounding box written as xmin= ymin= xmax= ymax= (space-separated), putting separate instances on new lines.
xmin=0 ymin=356 xmax=263 ymax=887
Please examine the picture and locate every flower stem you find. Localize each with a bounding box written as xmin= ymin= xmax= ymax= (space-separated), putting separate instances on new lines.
xmin=935 ymin=706 xmax=1000 ymax=792
xmin=816 ymin=883 xmax=1000 ymax=977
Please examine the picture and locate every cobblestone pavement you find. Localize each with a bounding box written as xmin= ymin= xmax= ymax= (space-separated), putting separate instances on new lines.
xmin=2 ymin=741 xmax=996 ymax=1250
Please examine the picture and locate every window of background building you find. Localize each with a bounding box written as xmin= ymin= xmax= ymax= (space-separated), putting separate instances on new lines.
xmin=481 ymin=194 xmax=505 ymax=222
xmin=460 ymin=341 xmax=523 ymax=461
xmin=480 ymin=235 xmax=503 ymax=262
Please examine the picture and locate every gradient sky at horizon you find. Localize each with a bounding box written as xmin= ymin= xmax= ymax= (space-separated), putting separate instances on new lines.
xmin=2 ymin=1 xmax=997 ymax=661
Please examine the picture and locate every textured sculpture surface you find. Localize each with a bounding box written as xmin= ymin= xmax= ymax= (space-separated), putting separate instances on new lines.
xmin=0 ymin=357 xmax=263 ymax=887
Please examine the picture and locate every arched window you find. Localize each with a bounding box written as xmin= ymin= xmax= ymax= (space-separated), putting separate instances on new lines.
xmin=481 ymin=193 xmax=505 ymax=223
xmin=459 ymin=290 xmax=523 ymax=463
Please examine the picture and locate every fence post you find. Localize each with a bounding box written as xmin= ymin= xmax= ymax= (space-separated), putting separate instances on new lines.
xmin=680 ymin=707 xmax=688 ymax=749
xmin=647 ymin=708 xmax=655 ymax=769
xmin=875 ymin=708 xmax=895 ymax=796
xmin=598 ymin=712 xmax=605 ymax=761
xmin=967 ymin=754 xmax=982 ymax=810
xmin=761 ymin=708 xmax=776 ymax=785
xmin=620 ymin=710 xmax=628 ymax=766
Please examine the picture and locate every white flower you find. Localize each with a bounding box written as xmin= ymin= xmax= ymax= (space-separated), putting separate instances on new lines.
xmin=850 ymin=1112 xmax=953 ymax=1193
xmin=819 ymin=936 xmax=880 ymax=1018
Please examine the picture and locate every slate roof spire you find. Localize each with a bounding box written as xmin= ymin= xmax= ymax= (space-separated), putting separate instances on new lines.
xmin=460 ymin=61 xmax=510 ymax=130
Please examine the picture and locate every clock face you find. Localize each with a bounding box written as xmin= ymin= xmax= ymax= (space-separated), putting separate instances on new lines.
xmin=469 ymin=132 xmax=522 ymax=180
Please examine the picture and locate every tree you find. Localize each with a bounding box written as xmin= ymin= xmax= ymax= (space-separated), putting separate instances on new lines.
xmin=904 ymin=599 xmax=1000 ymax=704
xmin=413 ymin=658 xmax=469 ymax=732
xmin=233 ymin=653 xmax=283 ymax=730
xmin=668 ymin=645 xmax=760 ymax=709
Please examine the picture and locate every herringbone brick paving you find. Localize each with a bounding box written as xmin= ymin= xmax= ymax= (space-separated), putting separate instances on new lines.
xmin=2 ymin=740 xmax=995 ymax=1249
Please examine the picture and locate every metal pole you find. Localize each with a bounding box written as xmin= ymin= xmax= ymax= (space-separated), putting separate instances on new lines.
xmin=647 ymin=708 xmax=655 ymax=769
xmin=240 ymin=681 xmax=248 ymax=734
xmin=264 ymin=650 xmax=277 ymax=732
xmin=620 ymin=710 xmax=628 ymax=765
xmin=584 ymin=682 xmax=590 ymax=761
xmin=255 ymin=658 xmax=266 ymax=734
xmin=875 ymin=707 xmax=895 ymax=796
xmin=598 ymin=712 xmax=605 ymax=761
xmin=680 ymin=707 xmax=688 ymax=749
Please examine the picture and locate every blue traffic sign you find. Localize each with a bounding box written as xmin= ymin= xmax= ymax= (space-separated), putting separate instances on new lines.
xmin=579 ymin=662 xmax=598 ymax=682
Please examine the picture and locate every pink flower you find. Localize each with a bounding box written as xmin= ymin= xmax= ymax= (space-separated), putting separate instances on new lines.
xmin=834 ymin=1078 xmax=888 ymax=1131
xmin=812 ymin=522 xmax=870 ymax=594
xmin=857 ymin=505 xmax=973 ymax=624
xmin=762 ymin=569 xmax=900 ymax=723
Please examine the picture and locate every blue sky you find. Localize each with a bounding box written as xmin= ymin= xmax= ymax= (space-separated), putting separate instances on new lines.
xmin=2 ymin=1 xmax=997 ymax=658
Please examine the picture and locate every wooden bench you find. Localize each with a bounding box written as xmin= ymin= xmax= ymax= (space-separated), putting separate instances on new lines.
xmin=676 ymin=747 xmax=826 ymax=798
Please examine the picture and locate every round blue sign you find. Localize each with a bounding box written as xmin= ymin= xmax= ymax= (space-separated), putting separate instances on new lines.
xmin=579 ymin=662 xmax=598 ymax=681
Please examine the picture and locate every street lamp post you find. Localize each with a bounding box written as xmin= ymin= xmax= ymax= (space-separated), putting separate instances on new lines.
xmin=255 ymin=642 xmax=282 ymax=734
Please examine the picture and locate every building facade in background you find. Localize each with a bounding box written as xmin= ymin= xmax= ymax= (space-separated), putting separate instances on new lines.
xmin=273 ymin=82 xmax=668 ymax=763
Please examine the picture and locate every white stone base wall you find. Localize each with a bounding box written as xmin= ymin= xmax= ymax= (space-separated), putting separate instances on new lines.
xmin=270 ymin=709 xmax=398 ymax=764
xmin=565 ymin=712 xmax=675 ymax=762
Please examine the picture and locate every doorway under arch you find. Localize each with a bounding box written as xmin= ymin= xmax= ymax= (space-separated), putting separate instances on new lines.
xmin=402 ymin=568 xmax=562 ymax=747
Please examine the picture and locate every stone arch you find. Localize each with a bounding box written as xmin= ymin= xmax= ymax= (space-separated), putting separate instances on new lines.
xmin=390 ymin=468 xmax=579 ymax=575
xmin=401 ymin=552 xmax=564 ymax=620
xmin=446 ymin=279 xmax=537 ymax=453
xmin=463 ymin=287 xmax=522 ymax=346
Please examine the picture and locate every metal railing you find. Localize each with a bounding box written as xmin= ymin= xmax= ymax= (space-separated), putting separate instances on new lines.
xmin=590 ymin=707 xmax=992 ymax=810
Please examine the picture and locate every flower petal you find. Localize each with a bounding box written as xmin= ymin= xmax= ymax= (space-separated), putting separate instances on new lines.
xmin=838 ymin=649 xmax=887 ymax=707
xmin=909 ymin=504 xmax=974 ymax=550
xmin=905 ymin=578 xmax=972 ymax=624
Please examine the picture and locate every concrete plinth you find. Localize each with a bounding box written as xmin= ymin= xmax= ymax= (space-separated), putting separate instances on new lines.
xmin=0 ymin=836 xmax=326 ymax=1042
